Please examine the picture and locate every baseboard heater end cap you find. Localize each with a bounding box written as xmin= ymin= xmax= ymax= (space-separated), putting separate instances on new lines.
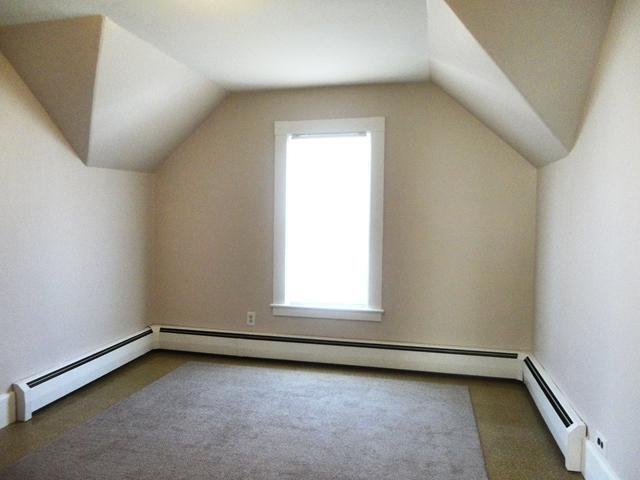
xmin=12 ymin=382 xmax=32 ymax=422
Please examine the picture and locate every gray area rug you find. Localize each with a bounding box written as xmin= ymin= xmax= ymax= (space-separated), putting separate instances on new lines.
xmin=0 ymin=362 xmax=488 ymax=479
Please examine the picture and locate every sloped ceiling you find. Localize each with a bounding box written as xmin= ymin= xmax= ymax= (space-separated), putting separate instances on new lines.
xmin=427 ymin=0 xmax=613 ymax=166
xmin=89 ymin=18 xmax=224 ymax=171
xmin=0 ymin=16 xmax=101 ymax=161
xmin=427 ymin=0 xmax=568 ymax=167
xmin=444 ymin=0 xmax=615 ymax=150
xmin=0 ymin=16 xmax=225 ymax=172
xmin=0 ymin=1 xmax=614 ymax=170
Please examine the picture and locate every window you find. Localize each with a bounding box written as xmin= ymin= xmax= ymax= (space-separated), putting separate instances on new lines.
xmin=272 ymin=117 xmax=385 ymax=321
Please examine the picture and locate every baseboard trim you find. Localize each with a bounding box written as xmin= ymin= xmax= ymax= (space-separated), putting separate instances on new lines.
xmin=0 ymin=391 xmax=16 ymax=429
xmin=157 ymin=325 xmax=523 ymax=379
xmin=583 ymin=439 xmax=622 ymax=480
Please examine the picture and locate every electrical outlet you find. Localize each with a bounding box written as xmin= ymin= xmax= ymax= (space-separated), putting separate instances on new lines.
xmin=246 ymin=311 xmax=256 ymax=326
xmin=594 ymin=431 xmax=607 ymax=456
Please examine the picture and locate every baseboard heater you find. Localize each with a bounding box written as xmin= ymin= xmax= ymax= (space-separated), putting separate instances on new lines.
xmin=523 ymin=356 xmax=586 ymax=471
xmin=13 ymin=327 xmax=154 ymax=421
xmin=157 ymin=326 xmax=523 ymax=380
xmin=7 ymin=325 xmax=589 ymax=476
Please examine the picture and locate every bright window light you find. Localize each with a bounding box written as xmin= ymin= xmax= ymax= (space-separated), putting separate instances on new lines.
xmin=284 ymin=133 xmax=371 ymax=307
xmin=272 ymin=117 xmax=385 ymax=322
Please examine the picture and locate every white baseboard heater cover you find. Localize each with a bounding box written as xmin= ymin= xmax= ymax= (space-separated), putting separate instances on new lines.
xmin=157 ymin=326 xmax=523 ymax=380
xmin=11 ymin=325 xmax=588 ymax=475
xmin=13 ymin=327 xmax=154 ymax=421
xmin=523 ymin=356 xmax=586 ymax=471
xmin=4 ymin=325 xmax=594 ymax=476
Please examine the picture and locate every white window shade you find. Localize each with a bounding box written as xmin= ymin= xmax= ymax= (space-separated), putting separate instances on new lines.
xmin=285 ymin=133 xmax=371 ymax=307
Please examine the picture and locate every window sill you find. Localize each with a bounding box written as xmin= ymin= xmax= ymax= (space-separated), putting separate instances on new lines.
xmin=271 ymin=304 xmax=383 ymax=322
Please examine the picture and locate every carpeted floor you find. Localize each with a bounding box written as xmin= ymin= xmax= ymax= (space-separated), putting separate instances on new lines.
xmin=0 ymin=361 xmax=488 ymax=479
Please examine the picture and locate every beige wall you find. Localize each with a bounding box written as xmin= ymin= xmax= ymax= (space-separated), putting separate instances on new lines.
xmin=535 ymin=1 xmax=640 ymax=478
xmin=0 ymin=52 xmax=153 ymax=393
xmin=153 ymin=82 xmax=537 ymax=351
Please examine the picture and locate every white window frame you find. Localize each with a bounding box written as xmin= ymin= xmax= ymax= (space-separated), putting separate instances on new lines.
xmin=271 ymin=117 xmax=385 ymax=322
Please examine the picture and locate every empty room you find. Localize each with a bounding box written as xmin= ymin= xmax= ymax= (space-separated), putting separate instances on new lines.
xmin=0 ymin=1 xmax=638 ymax=479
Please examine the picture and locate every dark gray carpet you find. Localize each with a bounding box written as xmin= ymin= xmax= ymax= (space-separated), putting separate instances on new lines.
xmin=0 ymin=362 xmax=488 ymax=479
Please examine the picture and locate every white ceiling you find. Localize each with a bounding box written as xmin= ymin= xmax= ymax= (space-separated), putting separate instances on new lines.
xmin=0 ymin=0 xmax=430 ymax=90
